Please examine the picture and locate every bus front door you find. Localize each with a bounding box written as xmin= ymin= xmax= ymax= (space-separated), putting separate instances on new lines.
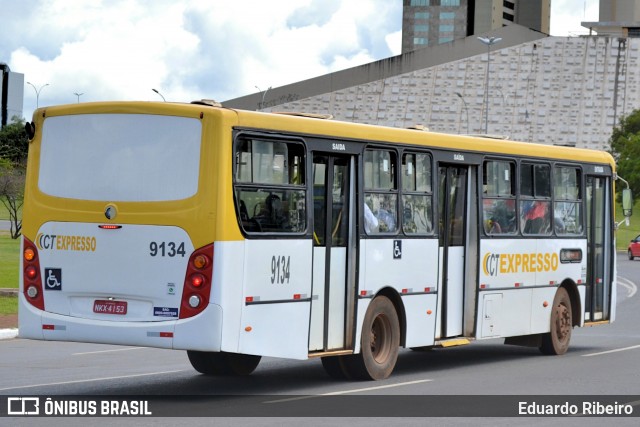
xmin=585 ymin=175 xmax=613 ymax=322
xmin=437 ymin=165 xmax=468 ymax=338
xmin=309 ymin=154 xmax=356 ymax=352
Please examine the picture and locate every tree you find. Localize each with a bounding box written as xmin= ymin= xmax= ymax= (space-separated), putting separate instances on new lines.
xmin=0 ymin=158 xmax=25 ymax=239
xmin=0 ymin=116 xmax=28 ymax=239
xmin=610 ymin=109 xmax=640 ymax=198
xmin=0 ymin=116 xmax=29 ymax=163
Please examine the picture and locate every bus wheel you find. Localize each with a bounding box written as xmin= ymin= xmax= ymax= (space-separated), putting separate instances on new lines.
xmin=187 ymin=351 xmax=261 ymax=376
xmin=344 ymin=295 xmax=400 ymax=380
xmin=321 ymin=356 xmax=350 ymax=379
xmin=540 ymin=288 xmax=572 ymax=355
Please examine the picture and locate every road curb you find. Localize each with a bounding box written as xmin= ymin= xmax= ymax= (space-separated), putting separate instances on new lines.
xmin=0 ymin=329 xmax=18 ymax=340
xmin=0 ymin=288 xmax=18 ymax=296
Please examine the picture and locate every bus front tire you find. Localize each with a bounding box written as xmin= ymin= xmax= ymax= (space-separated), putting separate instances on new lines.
xmin=187 ymin=350 xmax=261 ymax=376
xmin=343 ymin=295 xmax=400 ymax=380
xmin=539 ymin=287 xmax=572 ymax=355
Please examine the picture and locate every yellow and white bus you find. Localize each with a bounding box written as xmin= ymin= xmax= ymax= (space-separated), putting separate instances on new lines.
xmin=19 ymin=100 xmax=627 ymax=380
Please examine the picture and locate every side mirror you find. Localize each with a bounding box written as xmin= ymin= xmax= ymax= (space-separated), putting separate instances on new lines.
xmin=622 ymin=188 xmax=633 ymax=217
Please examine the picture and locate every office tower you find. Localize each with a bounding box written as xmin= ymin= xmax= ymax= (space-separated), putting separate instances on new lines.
xmin=402 ymin=0 xmax=551 ymax=53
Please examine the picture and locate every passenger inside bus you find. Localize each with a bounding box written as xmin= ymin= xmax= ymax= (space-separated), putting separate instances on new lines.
xmin=522 ymin=200 xmax=551 ymax=234
xmin=482 ymin=199 xmax=516 ymax=235
xmin=364 ymin=202 xmax=379 ymax=233
xmin=255 ymin=193 xmax=285 ymax=231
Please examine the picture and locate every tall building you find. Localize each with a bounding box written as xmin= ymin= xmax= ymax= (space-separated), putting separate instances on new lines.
xmin=401 ymin=0 xmax=550 ymax=53
xmin=583 ymin=0 xmax=640 ymax=37
xmin=0 ymin=63 xmax=24 ymax=127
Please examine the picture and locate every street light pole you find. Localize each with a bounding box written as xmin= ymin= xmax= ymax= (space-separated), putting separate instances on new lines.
xmin=152 ymin=88 xmax=166 ymax=102
xmin=455 ymin=92 xmax=469 ymax=134
xmin=477 ymin=36 xmax=502 ymax=134
xmin=26 ymin=82 xmax=49 ymax=109
xmin=73 ymin=92 xmax=84 ymax=103
xmin=255 ymin=85 xmax=271 ymax=110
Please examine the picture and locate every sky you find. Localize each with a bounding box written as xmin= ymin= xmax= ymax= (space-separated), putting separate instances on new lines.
xmin=0 ymin=0 xmax=599 ymax=121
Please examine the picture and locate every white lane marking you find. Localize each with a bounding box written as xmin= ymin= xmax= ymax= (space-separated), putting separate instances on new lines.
xmin=0 ymin=369 xmax=188 ymax=391
xmin=617 ymin=275 xmax=637 ymax=298
xmin=582 ymin=344 xmax=640 ymax=357
xmin=73 ymin=347 xmax=145 ymax=356
xmin=264 ymin=379 xmax=433 ymax=403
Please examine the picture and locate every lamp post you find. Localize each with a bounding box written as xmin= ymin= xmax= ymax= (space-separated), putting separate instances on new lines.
xmin=455 ymin=92 xmax=469 ymax=134
xmin=152 ymin=88 xmax=166 ymax=102
xmin=477 ymin=36 xmax=502 ymax=134
xmin=26 ymin=82 xmax=49 ymax=109
xmin=73 ymin=92 xmax=84 ymax=103
xmin=255 ymin=85 xmax=271 ymax=110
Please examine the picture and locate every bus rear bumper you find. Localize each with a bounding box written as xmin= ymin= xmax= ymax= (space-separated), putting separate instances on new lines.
xmin=19 ymin=294 xmax=223 ymax=351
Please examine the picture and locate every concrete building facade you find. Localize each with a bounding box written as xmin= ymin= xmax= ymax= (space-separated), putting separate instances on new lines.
xmin=225 ymin=25 xmax=639 ymax=152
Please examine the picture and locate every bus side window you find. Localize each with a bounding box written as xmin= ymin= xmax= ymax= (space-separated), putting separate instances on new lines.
xmin=520 ymin=163 xmax=552 ymax=236
xmin=553 ymin=166 xmax=583 ymax=235
xmin=482 ymin=160 xmax=516 ymax=235
xmin=364 ymin=148 xmax=398 ymax=234
xmin=234 ymin=137 xmax=306 ymax=234
xmin=401 ymin=152 xmax=433 ymax=235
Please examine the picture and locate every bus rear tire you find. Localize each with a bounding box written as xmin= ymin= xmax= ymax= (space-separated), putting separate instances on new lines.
xmin=343 ymin=295 xmax=400 ymax=380
xmin=539 ymin=287 xmax=572 ymax=355
xmin=187 ymin=350 xmax=261 ymax=376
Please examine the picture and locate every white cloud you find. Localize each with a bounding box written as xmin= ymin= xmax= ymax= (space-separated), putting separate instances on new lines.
xmin=4 ymin=0 xmax=401 ymax=120
xmin=5 ymin=0 xmax=606 ymax=121
xmin=550 ymin=0 xmax=599 ymax=36
xmin=386 ymin=31 xmax=402 ymax=56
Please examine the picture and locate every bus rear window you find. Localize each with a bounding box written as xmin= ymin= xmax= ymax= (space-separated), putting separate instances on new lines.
xmin=38 ymin=114 xmax=202 ymax=202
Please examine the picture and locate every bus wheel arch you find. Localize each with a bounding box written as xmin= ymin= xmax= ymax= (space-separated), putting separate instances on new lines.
xmin=539 ymin=285 xmax=574 ymax=355
xmin=344 ymin=293 xmax=401 ymax=380
xmin=561 ymin=280 xmax=581 ymax=328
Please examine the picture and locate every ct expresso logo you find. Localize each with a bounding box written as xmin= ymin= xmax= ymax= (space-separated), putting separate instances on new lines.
xmin=36 ymin=233 xmax=97 ymax=252
xmin=483 ymin=251 xmax=559 ymax=277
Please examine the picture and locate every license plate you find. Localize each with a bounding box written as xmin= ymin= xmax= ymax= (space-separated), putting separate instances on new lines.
xmin=93 ymin=300 xmax=127 ymax=315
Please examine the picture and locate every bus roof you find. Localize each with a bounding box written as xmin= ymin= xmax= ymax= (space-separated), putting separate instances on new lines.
xmin=34 ymin=101 xmax=615 ymax=169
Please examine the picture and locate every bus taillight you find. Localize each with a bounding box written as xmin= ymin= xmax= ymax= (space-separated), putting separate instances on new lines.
xmin=23 ymin=237 xmax=45 ymax=311
xmin=179 ymin=244 xmax=213 ymax=319
xmin=190 ymin=274 xmax=205 ymax=288
xmin=193 ymin=254 xmax=208 ymax=269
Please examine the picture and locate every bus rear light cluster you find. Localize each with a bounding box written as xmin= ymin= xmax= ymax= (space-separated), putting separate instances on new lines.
xmin=23 ymin=237 xmax=45 ymax=310
xmin=179 ymin=244 xmax=213 ymax=319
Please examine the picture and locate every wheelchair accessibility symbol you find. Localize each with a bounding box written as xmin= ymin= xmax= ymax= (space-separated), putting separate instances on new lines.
xmin=45 ymin=268 xmax=62 ymax=290
xmin=393 ymin=240 xmax=402 ymax=259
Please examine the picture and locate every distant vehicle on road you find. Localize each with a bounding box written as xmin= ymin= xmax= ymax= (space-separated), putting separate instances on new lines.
xmin=628 ymin=235 xmax=640 ymax=260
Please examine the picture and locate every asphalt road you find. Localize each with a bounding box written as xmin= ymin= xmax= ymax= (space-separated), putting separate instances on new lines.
xmin=0 ymin=254 xmax=638 ymax=426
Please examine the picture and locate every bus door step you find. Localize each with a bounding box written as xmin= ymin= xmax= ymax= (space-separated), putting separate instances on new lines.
xmin=434 ymin=338 xmax=471 ymax=348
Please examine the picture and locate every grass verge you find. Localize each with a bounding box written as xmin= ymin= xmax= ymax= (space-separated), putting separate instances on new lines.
xmin=0 ymin=230 xmax=19 ymax=289
xmin=0 ymin=295 xmax=18 ymax=315
xmin=615 ymin=200 xmax=640 ymax=251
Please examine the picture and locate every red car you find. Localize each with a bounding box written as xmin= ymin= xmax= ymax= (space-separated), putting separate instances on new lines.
xmin=629 ymin=235 xmax=640 ymax=260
